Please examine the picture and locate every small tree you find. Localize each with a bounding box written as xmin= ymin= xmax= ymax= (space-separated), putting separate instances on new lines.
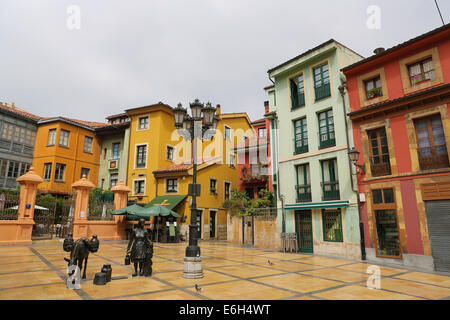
xmin=223 ymin=188 xmax=274 ymax=217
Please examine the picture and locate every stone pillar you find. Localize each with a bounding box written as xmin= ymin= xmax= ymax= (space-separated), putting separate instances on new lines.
xmin=111 ymin=180 xmax=130 ymax=240
xmin=0 ymin=167 xmax=42 ymax=245
xmin=72 ymin=175 xmax=95 ymax=239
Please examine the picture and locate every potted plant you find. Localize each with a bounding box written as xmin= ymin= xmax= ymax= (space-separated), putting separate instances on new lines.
xmin=367 ymin=87 xmax=382 ymax=99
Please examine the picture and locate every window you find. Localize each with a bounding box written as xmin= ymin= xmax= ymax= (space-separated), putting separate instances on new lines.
xmin=104 ymin=148 xmax=107 ymax=160
xmin=229 ymin=153 xmax=236 ymax=168
xmin=321 ymin=159 xmax=339 ymax=200
xmin=166 ymin=146 xmax=174 ymax=161
xmin=224 ymin=126 xmax=231 ymax=141
xmin=414 ymin=114 xmax=449 ymax=170
xmin=136 ymin=145 xmax=147 ymax=168
xmin=54 ymin=163 xmax=66 ymax=182
xmin=43 ymin=163 xmax=52 ymax=180
xmin=80 ymin=168 xmax=90 ymax=179
xmin=296 ymin=164 xmax=311 ymax=202
xmin=1 ymin=123 xmax=13 ymax=140
xmin=7 ymin=161 xmax=20 ymax=178
xmin=224 ymin=182 xmax=231 ymax=200
xmin=294 ymin=118 xmax=308 ymax=154
xmin=290 ymin=74 xmax=305 ymax=109
xmin=313 ymin=63 xmax=331 ymax=100
xmin=83 ymin=136 xmax=93 ymax=153
xmin=59 ymin=130 xmax=69 ymax=147
xmin=48 ymin=129 xmax=56 ymax=146
xmin=365 ymin=76 xmax=383 ymax=99
xmin=138 ymin=117 xmax=149 ymax=130
xmin=134 ymin=180 xmax=145 ymax=195
xmin=372 ymin=188 xmax=400 ymax=257
xmin=112 ymin=143 xmax=120 ymax=159
xmin=166 ymin=179 xmax=178 ymax=193
xmin=318 ymin=109 xmax=335 ymax=149
xmin=258 ymin=128 xmax=266 ymax=139
xmin=368 ymin=127 xmax=391 ymax=176
xmin=210 ymin=179 xmax=217 ymax=194
xmin=19 ymin=163 xmax=29 ymax=176
xmin=110 ymin=173 xmax=118 ymax=188
xmin=409 ymin=58 xmax=435 ymax=86
xmin=323 ymin=209 xmax=343 ymax=242
xmin=0 ymin=160 xmax=6 ymax=177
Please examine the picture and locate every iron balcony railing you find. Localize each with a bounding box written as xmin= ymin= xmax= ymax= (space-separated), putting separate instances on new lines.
xmin=314 ymin=83 xmax=331 ymax=101
xmin=321 ymin=181 xmax=340 ymax=201
xmin=296 ymin=184 xmax=312 ymax=203
xmin=418 ymin=146 xmax=450 ymax=170
xmin=370 ymin=161 xmax=392 ymax=177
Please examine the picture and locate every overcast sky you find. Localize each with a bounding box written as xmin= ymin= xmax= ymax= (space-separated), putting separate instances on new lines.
xmin=0 ymin=0 xmax=448 ymax=123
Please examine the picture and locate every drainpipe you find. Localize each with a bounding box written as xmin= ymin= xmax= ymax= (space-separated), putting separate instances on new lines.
xmin=338 ymin=80 xmax=366 ymax=261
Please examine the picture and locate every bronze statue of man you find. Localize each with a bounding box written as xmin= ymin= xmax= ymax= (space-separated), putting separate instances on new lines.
xmin=126 ymin=218 xmax=153 ymax=277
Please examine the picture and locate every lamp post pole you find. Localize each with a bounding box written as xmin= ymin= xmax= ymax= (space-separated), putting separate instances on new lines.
xmin=185 ymin=120 xmax=200 ymax=258
xmin=348 ymin=147 xmax=367 ymax=261
xmin=173 ymin=100 xmax=218 ymax=278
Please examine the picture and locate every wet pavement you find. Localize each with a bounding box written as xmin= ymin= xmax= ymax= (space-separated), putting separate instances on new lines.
xmin=0 ymin=240 xmax=449 ymax=300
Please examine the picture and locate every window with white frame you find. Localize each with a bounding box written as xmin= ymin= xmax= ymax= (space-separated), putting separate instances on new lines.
xmin=55 ymin=163 xmax=66 ymax=181
xmin=138 ymin=116 xmax=149 ymax=130
xmin=166 ymin=179 xmax=178 ymax=193
xmin=43 ymin=163 xmax=52 ymax=180
xmin=134 ymin=180 xmax=145 ymax=195
xmin=59 ymin=130 xmax=70 ymax=147
xmin=136 ymin=145 xmax=147 ymax=168
xmin=48 ymin=129 xmax=56 ymax=146
xmin=83 ymin=136 xmax=93 ymax=153
xmin=166 ymin=145 xmax=174 ymax=161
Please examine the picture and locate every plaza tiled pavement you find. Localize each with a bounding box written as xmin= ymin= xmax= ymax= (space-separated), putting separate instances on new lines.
xmin=1 ymin=240 xmax=450 ymax=300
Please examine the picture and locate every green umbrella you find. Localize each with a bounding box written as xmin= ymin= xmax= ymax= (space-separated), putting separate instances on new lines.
xmin=142 ymin=205 xmax=180 ymax=218
xmin=111 ymin=204 xmax=145 ymax=215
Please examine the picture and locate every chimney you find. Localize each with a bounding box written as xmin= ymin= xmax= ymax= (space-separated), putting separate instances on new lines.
xmin=264 ymin=101 xmax=269 ymax=114
xmin=373 ymin=47 xmax=385 ymax=55
xmin=216 ymin=104 xmax=221 ymax=115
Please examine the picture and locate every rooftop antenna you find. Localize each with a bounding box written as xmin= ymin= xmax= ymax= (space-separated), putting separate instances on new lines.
xmin=434 ymin=0 xmax=445 ymax=26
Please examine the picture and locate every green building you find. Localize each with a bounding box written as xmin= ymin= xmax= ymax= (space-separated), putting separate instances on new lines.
xmin=265 ymin=40 xmax=364 ymax=259
xmin=96 ymin=113 xmax=130 ymax=190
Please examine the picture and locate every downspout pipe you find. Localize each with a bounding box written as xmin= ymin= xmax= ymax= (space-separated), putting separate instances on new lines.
xmin=338 ymin=80 xmax=366 ymax=261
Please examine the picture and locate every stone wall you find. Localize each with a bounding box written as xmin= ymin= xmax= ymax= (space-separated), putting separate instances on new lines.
xmin=226 ymin=212 xmax=281 ymax=250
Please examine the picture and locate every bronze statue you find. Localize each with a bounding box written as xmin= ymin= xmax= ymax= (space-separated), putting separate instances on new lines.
xmin=126 ymin=218 xmax=153 ymax=277
xmin=63 ymin=234 xmax=100 ymax=279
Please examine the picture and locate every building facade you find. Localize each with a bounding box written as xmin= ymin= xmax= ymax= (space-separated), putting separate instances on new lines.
xmin=344 ymin=24 xmax=450 ymax=272
xmin=266 ymin=40 xmax=364 ymax=259
xmin=96 ymin=113 xmax=130 ymax=190
xmin=125 ymin=102 xmax=253 ymax=240
xmin=32 ymin=117 xmax=105 ymax=195
xmin=235 ymin=102 xmax=272 ymax=200
xmin=0 ymin=102 xmax=38 ymax=190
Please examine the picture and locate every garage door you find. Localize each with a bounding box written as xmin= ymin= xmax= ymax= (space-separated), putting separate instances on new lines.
xmin=425 ymin=200 xmax=450 ymax=273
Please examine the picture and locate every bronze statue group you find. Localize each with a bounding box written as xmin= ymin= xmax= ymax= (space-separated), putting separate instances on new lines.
xmin=63 ymin=218 xmax=154 ymax=285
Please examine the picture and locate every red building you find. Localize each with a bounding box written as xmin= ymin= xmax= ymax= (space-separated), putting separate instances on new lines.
xmin=236 ymin=102 xmax=272 ymax=199
xmin=344 ymin=24 xmax=450 ymax=272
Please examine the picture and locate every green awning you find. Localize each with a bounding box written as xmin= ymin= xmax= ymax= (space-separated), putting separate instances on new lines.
xmin=111 ymin=204 xmax=145 ymax=215
xmin=145 ymin=195 xmax=187 ymax=210
xmin=284 ymin=200 xmax=349 ymax=211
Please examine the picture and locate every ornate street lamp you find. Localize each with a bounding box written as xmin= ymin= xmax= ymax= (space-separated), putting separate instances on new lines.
xmin=348 ymin=147 xmax=366 ymax=174
xmin=173 ymin=99 xmax=217 ymax=279
xmin=348 ymin=147 xmax=367 ymax=261
xmin=173 ymin=103 xmax=187 ymax=128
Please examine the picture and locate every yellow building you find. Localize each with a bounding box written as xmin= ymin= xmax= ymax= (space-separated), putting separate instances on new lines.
xmin=32 ymin=117 xmax=105 ymax=195
xmin=125 ymin=102 xmax=253 ymax=240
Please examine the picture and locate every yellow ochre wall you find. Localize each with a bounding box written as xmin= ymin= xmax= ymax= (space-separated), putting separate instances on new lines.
xmin=126 ymin=104 xmax=253 ymax=240
xmin=32 ymin=121 xmax=101 ymax=195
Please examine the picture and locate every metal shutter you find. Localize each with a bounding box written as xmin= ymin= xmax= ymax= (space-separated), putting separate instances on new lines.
xmin=425 ymin=200 xmax=450 ymax=273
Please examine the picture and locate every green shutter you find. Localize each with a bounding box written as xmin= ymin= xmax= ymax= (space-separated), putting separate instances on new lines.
xmin=294 ymin=118 xmax=308 ymax=154
xmin=314 ymin=63 xmax=331 ymax=100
